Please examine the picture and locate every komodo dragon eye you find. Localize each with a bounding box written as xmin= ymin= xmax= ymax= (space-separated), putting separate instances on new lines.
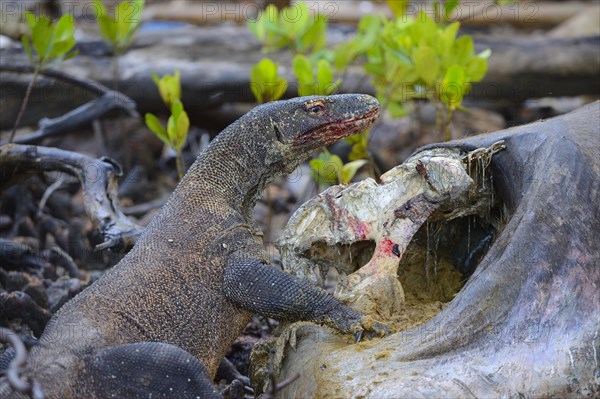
xmin=305 ymin=102 xmax=325 ymax=114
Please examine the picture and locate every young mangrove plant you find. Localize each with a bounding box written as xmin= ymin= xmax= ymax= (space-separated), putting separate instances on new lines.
xmin=145 ymin=69 xmax=190 ymax=181
xmin=11 ymin=12 xmax=77 ymax=143
xmin=93 ymin=0 xmax=144 ymax=90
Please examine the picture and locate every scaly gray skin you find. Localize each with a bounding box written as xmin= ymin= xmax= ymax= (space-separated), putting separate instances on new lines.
xmin=0 ymin=95 xmax=387 ymax=398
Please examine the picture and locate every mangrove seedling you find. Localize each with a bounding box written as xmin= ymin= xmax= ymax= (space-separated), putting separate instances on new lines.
xmin=93 ymin=0 xmax=144 ymax=89
xmin=145 ymin=70 xmax=190 ymax=180
xmin=11 ymin=12 xmax=77 ymax=143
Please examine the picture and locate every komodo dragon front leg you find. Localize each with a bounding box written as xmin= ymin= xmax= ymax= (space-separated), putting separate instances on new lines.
xmin=224 ymin=237 xmax=385 ymax=338
xmin=0 ymin=95 xmax=386 ymax=399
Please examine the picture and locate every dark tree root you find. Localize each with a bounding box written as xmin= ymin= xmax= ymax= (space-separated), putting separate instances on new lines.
xmin=0 ymin=291 xmax=51 ymax=337
xmin=0 ymin=144 xmax=144 ymax=251
xmin=0 ymin=238 xmax=48 ymax=272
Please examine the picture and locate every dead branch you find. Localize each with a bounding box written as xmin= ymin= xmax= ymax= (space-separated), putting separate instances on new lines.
xmin=0 ymin=144 xmax=144 ymax=251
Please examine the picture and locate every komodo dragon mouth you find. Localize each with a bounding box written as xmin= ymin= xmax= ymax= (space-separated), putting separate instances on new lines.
xmin=294 ymin=106 xmax=380 ymax=146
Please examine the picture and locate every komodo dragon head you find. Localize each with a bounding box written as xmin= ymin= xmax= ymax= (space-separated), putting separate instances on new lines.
xmin=207 ymin=94 xmax=380 ymax=176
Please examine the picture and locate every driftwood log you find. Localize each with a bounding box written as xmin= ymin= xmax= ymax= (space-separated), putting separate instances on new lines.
xmin=1 ymin=24 xmax=598 ymax=129
xmin=254 ymin=102 xmax=599 ymax=397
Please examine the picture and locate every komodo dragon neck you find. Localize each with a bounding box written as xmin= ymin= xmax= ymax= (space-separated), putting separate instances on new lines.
xmin=165 ymin=129 xmax=283 ymax=227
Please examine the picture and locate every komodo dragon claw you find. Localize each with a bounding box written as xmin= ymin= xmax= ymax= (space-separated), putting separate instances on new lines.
xmin=354 ymin=318 xmax=391 ymax=343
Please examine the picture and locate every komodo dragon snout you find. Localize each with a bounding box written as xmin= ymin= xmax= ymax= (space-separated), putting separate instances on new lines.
xmin=0 ymin=94 xmax=387 ymax=399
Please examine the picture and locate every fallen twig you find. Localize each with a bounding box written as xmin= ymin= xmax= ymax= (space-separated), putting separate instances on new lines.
xmin=259 ymin=372 xmax=300 ymax=399
xmin=0 ymin=144 xmax=144 ymax=251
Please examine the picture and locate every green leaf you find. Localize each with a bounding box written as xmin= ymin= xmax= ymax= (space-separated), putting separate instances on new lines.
xmin=170 ymin=69 xmax=182 ymax=102
xmin=280 ymin=2 xmax=309 ymax=37
xmin=145 ymin=113 xmax=169 ymax=146
xmin=99 ymin=15 xmax=118 ymax=46
xmin=340 ymin=160 xmax=368 ymax=184
xmin=250 ymin=66 xmax=265 ymax=103
xmin=62 ymin=49 xmax=79 ymax=61
xmin=30 ymin=14 xmax=53 ymax=62
xmin=258 ymin=5 xmax=284 ymax=51
xmin=21 ymin=36 xmax=34 ymax=64
xmin=412 ymin=11 xmax=437 ymax=42
xmin=92 ymin=0 xmax=107 ymax=17
xmin=347 ymin=131 xmax=370 ymax=161
xmin=466 ymin=57 xmax=488 ymax=82
xmin=443 ymin=0 xmax=460 ymax=19
xmin=414 ymin=45 xmax=439 ymax=85
xmin=116 ymin=0 xmax=144 ymax=49
xmin=387 ymin=0 xmax=410 ymax=17
xmin=167 ymin=98 xmax=185 ymax=146
xmin=309 ymin=150 xmax=343 ymax=185
xmin=359 ymin=14 xmax=382 ymax=33
xmin=251 ymin=58 xmax=276 ymax=102
xmin=176 ymin=110 xmax=190 ymax=150
xmin=94 ymin=0 xmax=118 ymax=46
xmin=54 ymin=14 xmax=74 ymax=42
xmin=151 ymin=72 xmax=160 ymax=85
xmin=93 ymin=0 xmax=115 ymax=44
xmin=264 ymin=4 xmax=279 ymax=25
xmin=48 ymin=37 xmax=76 ymax=61
xmin=441 ymin=22 xmax=460 ymax=50
xmin=308 ymin=160 xmax=327 ymax=185
xmin=247 ymin=19 xmax=264 ymax=42
xmin=333 ymin=41 xmax=354 ymax=70
xmin=94 ymin=0 xmax=144 ymax=52
xmin=47 ymin=15 xmax=76 ymax=61
xmin=170 ymin=99 xmax=189 ymax=151
xmin=316 ymin=59 xmax=335 ymax=94
xmin=23 ymin=11 xmax=77 ymax=70
xmin=272 ymin=77 xmax=288 ymax=102
xmin=153 ymin=69 xmax=181 ymax=107
xmin=453 ymin=35 xmax=474 ymax=65
xmin=440 ymin=64 xmax=466 ymax=110
xmin=300 ymin=14 xmax=327 ymax=53
xmin=45 ymin=49 xmax=78 ymax=69
xmin=293 ymin=54 xmax=315 ymax=96
xmin=25 ymin=12 xmax=37 ymax=31
xmin=167 ymin=114 xmax=177 ymax=146
xmin=251 ymin=58 xmax=287 ymax=103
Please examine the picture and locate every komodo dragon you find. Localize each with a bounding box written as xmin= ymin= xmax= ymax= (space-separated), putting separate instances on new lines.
xmin=0 ymin=94 xmax=388 ymax=398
